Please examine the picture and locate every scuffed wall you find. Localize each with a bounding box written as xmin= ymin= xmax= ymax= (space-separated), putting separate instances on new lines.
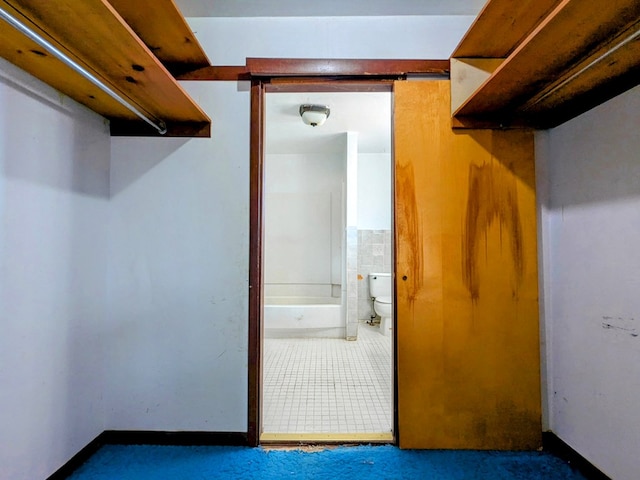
xmin=538 ymin=84 xmax=640 ymax=480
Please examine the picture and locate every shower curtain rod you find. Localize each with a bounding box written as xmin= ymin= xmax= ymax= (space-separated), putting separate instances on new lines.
xmin=0 ymin=5 xmax=167 ymax=135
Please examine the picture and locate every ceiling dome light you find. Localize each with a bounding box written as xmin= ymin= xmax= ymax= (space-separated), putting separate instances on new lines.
xmin=299 ymin=104 xmax=330 ymax=127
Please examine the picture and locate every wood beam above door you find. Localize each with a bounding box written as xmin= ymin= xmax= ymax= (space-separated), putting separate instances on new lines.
xmin=176 ymin=58 xmax=450 ymax=81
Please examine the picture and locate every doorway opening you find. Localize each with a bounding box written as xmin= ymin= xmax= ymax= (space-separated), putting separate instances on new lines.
xmin=259 ymin=87 xmax=395 ymax=443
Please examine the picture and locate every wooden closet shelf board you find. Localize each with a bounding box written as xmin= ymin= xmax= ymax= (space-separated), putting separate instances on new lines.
xmin=0 ymin=23 xmax=137 ymax=120
xmin=176 ymin=65 xmax=251 ymax=81
xmin=454 ymin=0 xmax=640 ymax=118
xmin=516 ymin=22 xmax=640 ymax=128
xmin=520 ymin=63 xmax=640 ymax=129
xmin=0 ymin=0 xmax=209 ymax=136
xmin=107 ymin=0 xmax=210 ymax=76
xmin=519 ymin=20 xmax=640 ymax=115
xmin=453 ymin=22 xmax=640 ymax=129
xmin=453 ymin=0 xmax=562 ymax=58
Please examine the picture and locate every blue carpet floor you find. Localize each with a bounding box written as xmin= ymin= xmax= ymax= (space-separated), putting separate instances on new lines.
xmin=67 ymin=444 xmax=586 ymax=479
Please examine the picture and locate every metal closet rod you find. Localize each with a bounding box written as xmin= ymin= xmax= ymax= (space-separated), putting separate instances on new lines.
xmin=0 ymin=6 xmax=167 ymax=135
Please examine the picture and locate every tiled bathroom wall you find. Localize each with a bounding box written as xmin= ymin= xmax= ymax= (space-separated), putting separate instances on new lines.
xmin=357 ymin=229 xmax=392 ymax=321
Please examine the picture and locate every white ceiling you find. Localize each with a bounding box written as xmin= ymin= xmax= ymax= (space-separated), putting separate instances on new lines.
xmin=174 ymin=0 xmax=485 ymax=17
xmin=266 ymin=91 xmax=391 ymax=155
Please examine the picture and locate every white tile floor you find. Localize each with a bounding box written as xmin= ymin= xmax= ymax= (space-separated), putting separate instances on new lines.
xmin=262 ymin=322 xmax=392 ymax=435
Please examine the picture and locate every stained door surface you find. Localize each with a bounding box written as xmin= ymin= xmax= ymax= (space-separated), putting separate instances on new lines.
xmin=394 ymin=80 xmax=541 ymax=449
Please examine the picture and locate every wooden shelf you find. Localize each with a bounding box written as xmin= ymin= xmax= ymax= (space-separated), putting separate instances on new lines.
xmin=108 ymin=0 xmax=211 ymax=76
xmin=451 ymin=0 xmax=640 ymax=129
xmin=453 ymin=0 xmax=562 ymax=58
xmin=0 ymin=0 xmax=210 ymax=137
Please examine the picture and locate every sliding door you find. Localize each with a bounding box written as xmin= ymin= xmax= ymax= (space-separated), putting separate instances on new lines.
xmin=394 ymin=80 xmax=541 ymax=449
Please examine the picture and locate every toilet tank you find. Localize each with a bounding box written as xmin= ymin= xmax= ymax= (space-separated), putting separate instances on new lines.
xmin=368 ymin=273 xmax=391 ymax=298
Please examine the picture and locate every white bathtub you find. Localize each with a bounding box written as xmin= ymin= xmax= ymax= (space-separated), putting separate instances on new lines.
xmin=264 ymin=296 xmax=344 ymax=338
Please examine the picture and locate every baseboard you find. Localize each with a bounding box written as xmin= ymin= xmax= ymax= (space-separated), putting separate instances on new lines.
xmin=102 ymin=430 xmax=249 ymax=446
xmin=52 ymin=430 xmax=607 ymax=479
xmin=46 ymin=431 xmax=107 ymax=480
xmin=542 ymin=432 xmax=611 ymax=480
xmin=47 ymin=430 xmax=248 ymax=479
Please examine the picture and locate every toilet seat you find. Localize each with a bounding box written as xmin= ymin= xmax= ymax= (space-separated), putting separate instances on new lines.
xmin=375 ymin=296 xmax=392 ymax=305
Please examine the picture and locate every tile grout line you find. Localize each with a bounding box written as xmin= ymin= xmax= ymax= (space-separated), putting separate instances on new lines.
xmin=263 ymin=323 xmax=392 ymax=434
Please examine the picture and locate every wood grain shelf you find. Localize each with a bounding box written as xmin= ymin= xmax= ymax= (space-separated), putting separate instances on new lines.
xmin=451 ymin=0 xmax=640 ymax=129
xmin=108 ymin=0 xmax=211 ymax=76
xmin=0 ymin=0 xmax=211 ymax=137
xmin=453 ymin=0 xmax=562 ymax=58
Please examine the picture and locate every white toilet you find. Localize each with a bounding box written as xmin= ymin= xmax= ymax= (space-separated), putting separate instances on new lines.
xmin=368 ymin=273 xmax=393 ymax=336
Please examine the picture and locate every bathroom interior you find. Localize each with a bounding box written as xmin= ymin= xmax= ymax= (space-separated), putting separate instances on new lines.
xmin=261 ymin=90 xmax=394 ymax=439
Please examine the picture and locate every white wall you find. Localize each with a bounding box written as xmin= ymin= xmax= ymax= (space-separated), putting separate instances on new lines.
xmin=358 ymin=153 xmax=391 ymax=230
xmin=0 ymin=59 xmax=110 ymax=479
xmin=189 ymin=16 xmax=475 ymax=65
xmin=264 ymin=152 xmax=343 ymax=294
xmin=106 ymin=81 xmax=250 ymax=431
xmin=537 ymin=84 xmax=640 ymax=480
xmin=104 ymin=15 xmax=474 ymax=433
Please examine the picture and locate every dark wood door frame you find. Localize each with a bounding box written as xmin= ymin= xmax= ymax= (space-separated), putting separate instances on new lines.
xmin=247 ymin=78 xmax=265 ymax=446
xmin=245 ymin=59 xmax=449 ymax=447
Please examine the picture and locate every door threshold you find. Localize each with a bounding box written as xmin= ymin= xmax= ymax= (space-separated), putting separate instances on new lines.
xmin=260 ymin=432 xmax=394 ymax=444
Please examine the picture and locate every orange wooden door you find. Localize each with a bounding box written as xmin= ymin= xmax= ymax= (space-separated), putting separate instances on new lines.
xmin=394 ymin=80 xmax=541 ymax=449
